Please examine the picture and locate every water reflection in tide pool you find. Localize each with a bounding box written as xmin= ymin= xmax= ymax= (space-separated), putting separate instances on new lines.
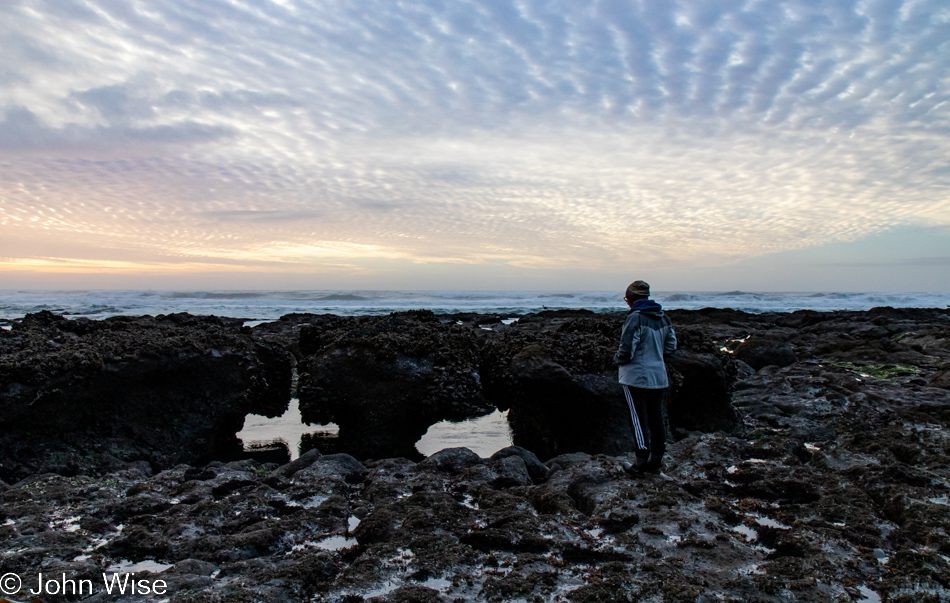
xmin=238 ymin=398 xmax=338 ymax=461
xmin=239 ymin=401 xmax=513 ymax=461
xmin=414 ymin=410 xmax=513 ymax=458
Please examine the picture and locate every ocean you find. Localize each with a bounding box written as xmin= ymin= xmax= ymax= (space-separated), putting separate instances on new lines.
xmin=2 ymin=289 xmax=948 ymax=322
xmin=4 ymin=289 xmax=948 ymax=461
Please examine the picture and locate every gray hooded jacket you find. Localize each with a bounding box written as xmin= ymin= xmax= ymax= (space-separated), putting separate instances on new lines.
xmin=613 ymin=301 xmax=677 ymax=389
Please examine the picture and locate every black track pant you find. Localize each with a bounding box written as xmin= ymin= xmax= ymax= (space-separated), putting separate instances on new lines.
xmin=622 ymin=385 xmax=667 ymax=460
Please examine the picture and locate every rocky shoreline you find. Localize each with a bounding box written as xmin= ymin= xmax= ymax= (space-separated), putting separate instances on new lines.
xmin=1 ymin=307 xmax=949 ymax=602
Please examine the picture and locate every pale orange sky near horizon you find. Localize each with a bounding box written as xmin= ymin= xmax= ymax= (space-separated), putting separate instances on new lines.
xmin=1 ymin=0 xmax=949 ymax=291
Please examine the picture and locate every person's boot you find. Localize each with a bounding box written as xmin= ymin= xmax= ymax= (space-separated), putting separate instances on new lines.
xmin=625 ymin=454 xmax=650 ymax=476
xmin=642 ymin=454 xmax=663 ymax=474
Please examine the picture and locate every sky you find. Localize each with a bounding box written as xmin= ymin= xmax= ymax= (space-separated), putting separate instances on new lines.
xmin=1 ymin=0 xmax=949 ymax=291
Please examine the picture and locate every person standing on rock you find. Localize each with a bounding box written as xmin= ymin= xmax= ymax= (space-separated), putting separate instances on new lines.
xmin=613 ymin=280 xmax=677 ymax=474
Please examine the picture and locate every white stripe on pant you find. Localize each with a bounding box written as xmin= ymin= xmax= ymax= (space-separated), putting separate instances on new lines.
xmin=622 ymin=384 xmax=647 ymax=452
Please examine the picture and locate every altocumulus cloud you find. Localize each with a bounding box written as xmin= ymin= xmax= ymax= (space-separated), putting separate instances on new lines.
xmin=0 ymin=0 xmax=949 ymax=283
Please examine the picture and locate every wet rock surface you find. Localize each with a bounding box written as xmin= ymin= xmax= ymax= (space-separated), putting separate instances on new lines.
xmin=0 ymin=311 xmax=293 ymax=482
xmin=1 ymin=307 xmax=948 ymax=601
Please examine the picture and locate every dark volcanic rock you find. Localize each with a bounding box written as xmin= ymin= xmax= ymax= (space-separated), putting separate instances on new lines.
xmin=665 ymin=327 xmax=740 ymax=434
xmin=481 ymin=313 xmax=738 ymax=459
xmin=275 ymin=447 xmax=323 ymax=478
xmin=490 ymin=445 xmax=549 ymax=483
xmin=249 ymin=312 xmax=342 ymax=361
xmin=930 ymin=368 xmax=950 ymax=390
xmin=735 ymin=333 xmax=798 ymax=370
xmin=419 ymin=447 xmax=484 ymax=474
xmin=503 ymin=343 xmax=636 ymax=459
xmin=287 ymin=310 xmax=738 ymax=461
xmin=296 ymin=453 xmax=368 ymax=484
xmin=297 ymin=311 xmax=494 ymax=459
xmin=0 ymin=311 xmax=293 ymax=482
xmin=2 ymin=308 xmax=950 ymax=602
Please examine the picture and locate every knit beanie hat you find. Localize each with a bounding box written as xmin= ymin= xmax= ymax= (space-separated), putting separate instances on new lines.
xmin=625 ymin=280 xmax=650 ymax=299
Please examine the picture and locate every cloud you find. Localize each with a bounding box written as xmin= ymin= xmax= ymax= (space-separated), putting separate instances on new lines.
xmin=3 ymin=0 xmax=948 ymax=133
xmin=72 ymin=84 xmax=156 ymax=123
xmin=197 ymin=209 xmax=323 ymax=223
xmin=0 ymin=106 xmax=234 ymax=152
xmin=198 ymin=90 xmax=301 ymax=112
xmin=0 ymin=0 xmax=948 ymax=288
